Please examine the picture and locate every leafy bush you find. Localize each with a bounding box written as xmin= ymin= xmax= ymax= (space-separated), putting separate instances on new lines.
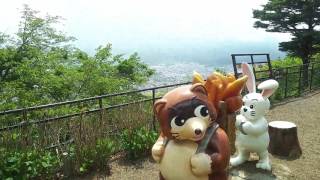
xmin=95 ymin=138 xmax=117 ymax=168
xmin=270 ymin=56 xmax=302 ymax=68
xmin=58 ymin=138 xmax=116 ymax=176
xmin=255 ymin=56 xmax=304 ymax=101
xmin=0 ymin=137 xmax=117 ymax=179
xmin=0 ymin=148 xmax=60 ymax=180
xmin=120 ymin=127 xmax=158 ymax=160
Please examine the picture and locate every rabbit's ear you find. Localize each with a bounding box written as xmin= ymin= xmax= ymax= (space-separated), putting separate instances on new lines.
xmin=241 ymin=63 xmax=256 ymax=93
xmin=258 ymin=80 xmax=279 ymax=98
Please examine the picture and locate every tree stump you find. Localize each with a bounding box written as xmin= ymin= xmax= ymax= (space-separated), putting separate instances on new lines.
xmin=268 ymin=121 xmax=302 ymax=158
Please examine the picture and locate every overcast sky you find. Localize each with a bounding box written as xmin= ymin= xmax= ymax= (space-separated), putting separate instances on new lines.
xmin=0 ymin=0 xmax=291 ymax=65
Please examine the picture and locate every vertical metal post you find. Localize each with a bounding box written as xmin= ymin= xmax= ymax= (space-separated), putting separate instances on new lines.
xmin=231 ymin=55 xmax=238 ymax=78
xmin=99 ymin=98 xmax=103 ymax=122
xmin=310 ymin=63 xmax=314 ymax=91
xmin=298 ymin=65 xmax=302 ymax=95
xmin=285 ymin=67 xmax=288 ymax=98
xmin=22 ymin=109 xmax=28 ymax=146
xmin=152 ymin=89 xmax=156 ymax=131
xmin=22 ymin=109 xmax=28 ymax=122
xmin=250 ymin=55 xmax=256 ymax=81
xmin=266 ymin=54 xmax=273 ymax=78
xmin=98 ymin=98 xmax=103 ymax=136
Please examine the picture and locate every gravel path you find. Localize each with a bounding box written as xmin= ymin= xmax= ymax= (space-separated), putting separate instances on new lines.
xmin=80 ymin=91 xmax=320 ymax=180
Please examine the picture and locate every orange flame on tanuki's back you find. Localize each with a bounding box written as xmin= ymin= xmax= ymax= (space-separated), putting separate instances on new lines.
xmin=192 ymin=71 xmax=248 ymax=113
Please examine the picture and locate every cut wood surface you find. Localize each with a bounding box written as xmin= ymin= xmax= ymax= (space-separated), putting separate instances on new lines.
xmin=268 ymin=121 xmax=302 ymax=158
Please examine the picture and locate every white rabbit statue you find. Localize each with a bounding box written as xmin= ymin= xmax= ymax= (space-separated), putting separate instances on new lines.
xmin=230 ymin=63 xmax=279 ymax=171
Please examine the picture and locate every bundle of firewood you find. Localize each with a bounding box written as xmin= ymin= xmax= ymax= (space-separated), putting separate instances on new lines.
xmin=192 ymin=71 xmax=248 ymax=113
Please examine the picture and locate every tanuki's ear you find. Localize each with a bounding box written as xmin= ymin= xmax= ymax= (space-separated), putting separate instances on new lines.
xmin=191 ymin=83 xmax=207 ymax=96
xmin=153 ymin=99 xmax=167 ymax=115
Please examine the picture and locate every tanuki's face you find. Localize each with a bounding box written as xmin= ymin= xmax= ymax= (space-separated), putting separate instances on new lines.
xmin=168 ymin=98 xmax=214 ymax=141
xmin=154 ymin=84 xmax=217 ymax=140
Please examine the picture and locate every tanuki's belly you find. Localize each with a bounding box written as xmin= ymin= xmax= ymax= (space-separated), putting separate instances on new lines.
xmin=160 ymin=140 xmax=208 ymax=180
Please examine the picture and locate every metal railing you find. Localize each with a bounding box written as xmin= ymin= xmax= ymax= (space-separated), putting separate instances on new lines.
xmin=267 ymin=63 xmax=320 ymax=100
xmin=0 ymin=81 xmax=191 ymax=151
xmin=0 ymin=62 xmax=319 ymax=150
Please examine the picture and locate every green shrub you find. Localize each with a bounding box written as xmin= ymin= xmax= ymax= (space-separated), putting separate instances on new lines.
xmin=271 ymin=56 xmax=302 ymax=68
xmin=95 ymin=138 xmax=116 ymax=170
xmin=0 ymin=148 xmax=60 ymax=180
xmin=65 ymin=138 xmax=116 ymax=175
xmin=255 ymin=56 xmax=305 ymax=101
xmin=120 ymin=127 xmax=158 ymax=160
xmin=0 ymin=137 xmax=117 ymax=179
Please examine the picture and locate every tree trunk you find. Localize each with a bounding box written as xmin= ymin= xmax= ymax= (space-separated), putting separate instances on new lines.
xmin=268 ymin=121 xmax=302 ymax=158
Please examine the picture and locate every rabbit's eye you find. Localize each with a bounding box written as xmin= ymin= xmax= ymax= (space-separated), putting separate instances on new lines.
xmin=250 ymin=105 xmax=254 ymax=109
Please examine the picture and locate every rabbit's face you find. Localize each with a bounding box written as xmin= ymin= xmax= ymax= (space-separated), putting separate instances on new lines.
xmin=241 ymin=93 xmax=270 ymax=121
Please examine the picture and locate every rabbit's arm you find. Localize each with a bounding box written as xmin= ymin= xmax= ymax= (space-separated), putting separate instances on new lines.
xmin=242 ymin=122 xmax=268 ymax=136
xmin=235 ymin=114 xmax=246 ymax=128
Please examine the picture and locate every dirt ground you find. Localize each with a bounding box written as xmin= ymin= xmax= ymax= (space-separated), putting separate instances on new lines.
xmin=80 ymin=91 xmax=320 ymax=180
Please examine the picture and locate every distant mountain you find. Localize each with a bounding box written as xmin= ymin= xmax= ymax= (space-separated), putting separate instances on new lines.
xmin=139 ymin=40 xmax=286 ymax=66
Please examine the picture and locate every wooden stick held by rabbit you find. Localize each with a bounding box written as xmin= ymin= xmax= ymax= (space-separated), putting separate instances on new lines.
xmin=230 ymin=63 xmax=279 ymax=171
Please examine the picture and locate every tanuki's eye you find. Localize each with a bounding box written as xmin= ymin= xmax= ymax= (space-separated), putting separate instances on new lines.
xmin=194 ymin=105 xmax=209 ymax=118
xmin=171 ymin=116 xmax=185 ymax=127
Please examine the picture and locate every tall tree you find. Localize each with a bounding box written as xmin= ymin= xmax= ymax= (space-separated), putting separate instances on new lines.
xmin=0 ymin=4 xmax=75 ymax=82
xmin=0 ymin=5 xmax=154 ymax=110
xmin=253 ymin=0 xmax=320 ymax=85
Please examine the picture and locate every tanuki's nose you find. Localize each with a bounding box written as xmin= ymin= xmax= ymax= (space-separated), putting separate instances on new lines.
xmin=195 ymin=129 xmax=202 ymax=135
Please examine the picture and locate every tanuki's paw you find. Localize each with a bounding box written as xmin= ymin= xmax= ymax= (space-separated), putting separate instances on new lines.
xmin=190 ymin=153 xmax=212 ymax=176
xmin=151 ymin=143 xmax=165 ymax=163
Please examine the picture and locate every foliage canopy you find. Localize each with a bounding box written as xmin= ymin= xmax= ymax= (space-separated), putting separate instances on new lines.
xmin=0 ymin=5 xmax=154 ymax=111
xmin=253 ymin=0 xmax=320 ymax=63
